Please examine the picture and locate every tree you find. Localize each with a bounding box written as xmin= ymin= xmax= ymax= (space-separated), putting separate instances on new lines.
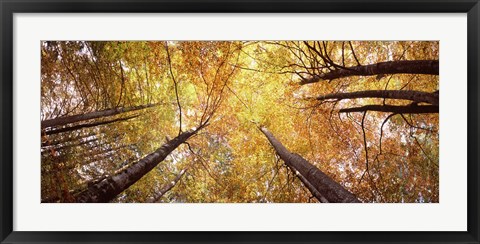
xmin=42 ymin=103 xmax=160 ymax=129
xmin=147 ymin=168 xmax=188 ymax=203
xmin=260 ymin=126 xmax=360 ymax=203
xmin=75 ymin=126 xmax=203 ymax=203
xmin=339 ymin=104 xmax=439 ymax=114
xmin=245 ymin=41 xmax=439 ymax=202
xmin=44 ymin=114 xmax=139 ymax=136
xmin=300 ymin=60 xmax=439 ymax=85
xmin=310 ymin=90 xmax=439 ymax=114
xmin=42 ymin=41 xmax=241 ymax=203
xmin=311 ymin=90 xmax=439 ymax=106
xmin=41 ymin=41 xmax=439 ymax=203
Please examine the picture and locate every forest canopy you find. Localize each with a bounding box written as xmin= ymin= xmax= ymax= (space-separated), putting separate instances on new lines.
xmin=41 ymin=41 xmax=439 ymax=203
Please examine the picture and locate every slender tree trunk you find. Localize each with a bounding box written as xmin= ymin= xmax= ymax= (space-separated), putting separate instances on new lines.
xmin=260 ymin=127 xmax=360 ymax=203
xmin=301 ymin=60 xmax=439 ymax=85
xmin=147 ymin=168 xmax=187 ymax=203
xmin=79 ymin=144 xmax=128 ymax=160
xmin=42 ymin=138 xmax=99 ymax=152
xmin=45 ymin=114 xmax=139 ymax=136
xmin=314 ymin=90 xmax=439 ymax=106
xmin=41 ymin=132 xmax=99 ymax=148
xmin=74 ymin=128 xmax=200 ymax=203
xmin=339 ymin=104 xmax=439 ymax=114
xmin=41 ymin=103 xmax=160 ymax=129
xmin=41 ymin=138 xmax=101 ymax=158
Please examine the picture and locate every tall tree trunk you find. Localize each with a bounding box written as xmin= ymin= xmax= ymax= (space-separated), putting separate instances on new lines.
xmin=339 ymin=104 xmax=439 ymax=114
xmin=45 ymin=114 xmax=139 ymax=136
xmin=41 ymin=103 xmax=160 ymax=129
xmin=74 ymin=128 xmax=200 ymax=203
xmin=313 ymin=90 xmax=439 ymax=106
xmin=79 ymin=144 xmax=128 ymax=160
xmin=285 ymin=164 xmax=329 ymax=203
xmin=301 ymin=60 xmax=439 ymax=85
xmin=147 ymin=168 xmax=187 ymax=203
xmin=41 ymin=132 xmax=99 ymax=148
xmin=260 ymin=127 xmax=361 ymax=203
xmin=41 ymin=138 xmax=98 ymax=152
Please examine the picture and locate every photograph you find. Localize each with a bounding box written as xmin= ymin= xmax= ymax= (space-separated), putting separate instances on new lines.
xmin=40 ymin=41 xmax=439 ymax=203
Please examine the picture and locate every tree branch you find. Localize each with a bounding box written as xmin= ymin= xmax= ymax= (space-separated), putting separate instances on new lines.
xmin=301 ymin=60 xmax=439 ymax=85
xmin=42 ymin=103 xmax=160 ymax=129
xmin=148 ymin=168 xmax=188 ymax=203
xmin=339 ymin=104 xmax=439 ymax=114
xmin=359 ymin=112 xmax=370 ymax=184
xmin=165 ymin=42 xmax=183 ymax=135
xmin=312 ymin=89 xmax=439 ymax=106
xmin=349 ymin=41 xmax=362 ymax=66
xmin=45 ymin=114 xmax=140 ymax=136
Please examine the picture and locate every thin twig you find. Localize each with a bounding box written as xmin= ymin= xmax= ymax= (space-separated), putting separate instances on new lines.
xmin=349 ymin=41 xmax=362 ymax=66
xmin=165 ymin=42 xmax=183 ymax=135
xmin=359 ymin=111 xmax=369 ymax=184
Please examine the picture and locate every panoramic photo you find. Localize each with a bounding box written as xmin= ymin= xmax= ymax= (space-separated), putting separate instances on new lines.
xmin=41 ymin=41 xmax=439 ymax=203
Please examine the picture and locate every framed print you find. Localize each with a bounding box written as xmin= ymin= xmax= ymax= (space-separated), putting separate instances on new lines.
xmin=1 ymin=0 xmax=479 ymax=243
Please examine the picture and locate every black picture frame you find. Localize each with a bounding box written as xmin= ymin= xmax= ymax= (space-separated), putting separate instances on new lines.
xmin=1 ymin=0 xmax=479 ymax=243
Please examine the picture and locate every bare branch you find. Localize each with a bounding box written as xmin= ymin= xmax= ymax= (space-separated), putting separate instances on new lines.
xmin=349 ymin=41 xmax=362 ymax=66
xmin=359 ymin=112 xmax=370 ymax=184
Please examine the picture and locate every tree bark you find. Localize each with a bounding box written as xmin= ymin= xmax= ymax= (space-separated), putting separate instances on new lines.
xmin=314 ymin=90 xmax=439 ymax=106
xmin=339 ymin=104 xmax=439 ymax=114
xmin=300 ymin=60 xmax=439 ymax=85
xmin=78 ymin=144 xmax=128 ymax=159
xmin=45 ymin=114 xmax=139 ymax=136
xmin=260 ymin=127 xmax=361 ymax=203
xmin=147 ymin=168 xmax=187 ymax=203
xmin=41 ymin=132 xmax=99 ymax=148
xmin=74 ymin=128 xmax=199 ymax=203
xmin=286 ymin=164 xmax=329 ymax=203
xmin=41 ymin=103 xmax=160 ymax=129
xmin=42 ymin=137 xmax=98 ymax=151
